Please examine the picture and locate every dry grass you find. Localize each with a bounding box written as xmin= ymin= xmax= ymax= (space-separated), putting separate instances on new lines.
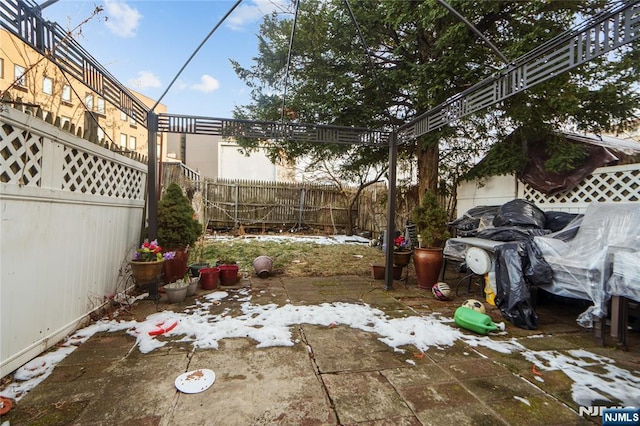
xmin=198 ymin=236 xmax=386 ymax=277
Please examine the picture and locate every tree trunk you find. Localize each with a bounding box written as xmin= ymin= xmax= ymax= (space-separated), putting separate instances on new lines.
xmin=346 ymin=203 xmax=354 ymax=236
xmin=417 ymin=135 xmax=439 ymax=203
xmin=345 ymin=190 xmax=362 ymax=236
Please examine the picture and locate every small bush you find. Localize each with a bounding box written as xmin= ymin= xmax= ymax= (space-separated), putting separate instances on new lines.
xmin=157 ymin=182 xmax=202 ymax=249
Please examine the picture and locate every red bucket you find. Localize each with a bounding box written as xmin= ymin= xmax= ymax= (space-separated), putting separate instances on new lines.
xmin=199 ymin=267 xmax=219 ymax=290
xmin=219 ymin=264 xmax=239 ymax=286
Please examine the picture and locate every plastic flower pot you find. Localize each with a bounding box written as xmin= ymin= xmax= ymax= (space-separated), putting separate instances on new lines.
xmin=199 ymin=267 xmax=219 ymax=290
xmin=219 ymin=264 xmax=240 ymax=286
xmin=163 ymin=249 xmax=189 ymax=284
xmin=187 ymin=278 xmax=198 ymax=296
xmin=189 ymin=262 xmax=210 ymax=278
xmin=252 ymin=256 xmax=273 ymax=278
xmin=165 ymin=282 xmax=188 ymax=303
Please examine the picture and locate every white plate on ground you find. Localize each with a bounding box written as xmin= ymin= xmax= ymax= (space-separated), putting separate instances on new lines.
xmin=175 ymin=369 xmax=216 ymax=394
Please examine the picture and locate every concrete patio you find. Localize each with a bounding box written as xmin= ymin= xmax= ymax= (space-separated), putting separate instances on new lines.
xmin=1 ymin=267 xmax=639 ymax=426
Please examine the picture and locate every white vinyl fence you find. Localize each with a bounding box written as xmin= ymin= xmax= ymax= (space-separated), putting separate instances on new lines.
xmin=0 ymin=107 xmax=147 ymax=377
xmin=457 ymin=162 xmax=640 ymax=216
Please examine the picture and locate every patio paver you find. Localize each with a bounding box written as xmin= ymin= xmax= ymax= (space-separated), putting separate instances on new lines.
xmin=2 ymin=272 xmax=637 ymax=425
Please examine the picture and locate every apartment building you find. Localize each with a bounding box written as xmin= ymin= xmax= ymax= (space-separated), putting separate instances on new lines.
xmin=0 ymin=29 xmax=166 ymax=159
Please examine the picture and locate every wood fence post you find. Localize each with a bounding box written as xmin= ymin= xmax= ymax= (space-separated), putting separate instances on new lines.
xmin=298 ymin=188 xmax=306 ymax=231
xmin=234 ymin=183 xmax=239 ymax=227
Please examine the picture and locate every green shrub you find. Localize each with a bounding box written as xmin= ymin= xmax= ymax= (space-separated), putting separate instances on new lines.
xmin=411 ymin=190 xmax=450 ymax=248
xmin=157 ymin=182 xmax=202 ymax=249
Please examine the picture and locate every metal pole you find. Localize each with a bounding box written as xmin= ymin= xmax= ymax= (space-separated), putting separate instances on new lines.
xmin=151 ymin=0 xmax=243 ymax=111
xmin=147 ymin=111 xmax=158 ymax=240
xmin=384 ymin=131 xmax=398 ymax=291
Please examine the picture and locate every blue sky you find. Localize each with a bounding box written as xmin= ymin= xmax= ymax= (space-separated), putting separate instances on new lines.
xmin=41 ymin=0 xmax=292 ymax=118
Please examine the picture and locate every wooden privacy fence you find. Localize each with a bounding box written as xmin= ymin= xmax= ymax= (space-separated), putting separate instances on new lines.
xmin=161 ymin=173 xmax=421 ymax=234
xmin=203 ymin=178 xmax=355 ymax=232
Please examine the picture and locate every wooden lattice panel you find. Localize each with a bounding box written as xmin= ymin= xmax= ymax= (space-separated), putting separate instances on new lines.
xmin=60 ymin=146 xmax=145 ymax=199
xmin=522 ymin=164 xmax=640 ymax=211
xmin=0 ymin=122 xmax=43 ymax=186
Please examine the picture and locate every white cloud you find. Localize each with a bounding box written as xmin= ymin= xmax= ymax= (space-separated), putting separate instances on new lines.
xmin=104 ymin=0 xmax=142 ymax=38
xmin=128 ymin=71 xmax=161 ymax=90
xmin=175 ymin=79 xmax=188 ymax=91
xmin=226 ymin=0 xmax=290 ymax=31
xmin=191 ymin=75 xmax=220 ymax=93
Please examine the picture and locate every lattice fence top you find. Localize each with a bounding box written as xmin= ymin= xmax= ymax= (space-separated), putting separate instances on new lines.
xmin=521 ymin=163 xmax=640 ymax=212
xmin=0 ymin=121 xmax=43 ymax=187
xmin=59 ymin=146 xmax=145 ymax=199
xmin=1 ymin=107 xmax=147 ymax=201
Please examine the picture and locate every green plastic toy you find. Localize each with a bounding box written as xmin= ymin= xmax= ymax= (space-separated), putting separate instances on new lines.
xmin=454 ymin=306 xmax=499 ymax=335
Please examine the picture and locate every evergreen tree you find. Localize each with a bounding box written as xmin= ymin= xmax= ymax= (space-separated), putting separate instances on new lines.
xmin=233 ymin=0 xmax=639 ymax=201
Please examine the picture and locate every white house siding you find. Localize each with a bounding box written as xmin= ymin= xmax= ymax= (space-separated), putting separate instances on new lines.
xmin=456 ymin=174 xmax=518 ymax=217
xmin=219 ymin=143 xmax=276 ymax=181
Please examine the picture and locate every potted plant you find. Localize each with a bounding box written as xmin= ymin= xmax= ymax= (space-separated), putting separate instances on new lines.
xmin=164 ymin=279 xmax=189 ymax=303
xmin=188 ymin=234 xmax=210 ymax=277
xmin=186 ymin=273 xmax=199 ymax=296
xmin=391 ymin=235 xmax=412 ymax=267
xmin=411 ymin=190 xmax=451 ymax=289
xmin=157 ymin=182 xmax=202 ymax=283
xmin=129 ymin=240 xmax=175 ymax=297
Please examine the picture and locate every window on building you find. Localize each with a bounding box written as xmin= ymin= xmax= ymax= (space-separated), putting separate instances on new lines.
xmin=121 ymin=111 xmax=127 ymax=121
xmin=14 ymin=65 xmax=26 ymax=87
xmin=129 ymin=111 xmax=136 ymax=126
xmin=61 ymin=84 xmax=71 ymax=102
xmin=120 ymin=134 xmax=127 ymax=148
xmin=0 ymin=58 xmax=4 ymax=79
xmin=85 ymin=93 xmax=94 ymax=110
xmin=96 ymin=98 xmax=105 ymax=114
xmin=97 ymin=128 xmax=105 ymax=142
xmin=43 ymin=76 xmax=53 ymax=95
xmin=129 ymin=136 xmax=136 ymax=150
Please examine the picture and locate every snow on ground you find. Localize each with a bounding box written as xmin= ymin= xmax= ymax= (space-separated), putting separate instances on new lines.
xmin=1 ymin=288 xmax=639 ymax=410
xmin=205 ymin=233 xmax=373 ymax=245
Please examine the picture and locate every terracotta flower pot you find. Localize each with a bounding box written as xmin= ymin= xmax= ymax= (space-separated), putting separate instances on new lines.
xmin=371 ymin=264 xmax=403 ymax=280
xmin=413 ymin=247 xmax=443 ymax=289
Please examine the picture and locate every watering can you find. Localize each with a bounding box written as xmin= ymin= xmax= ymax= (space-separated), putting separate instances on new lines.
xmin=454 ymin=307 xmax=500 ymax=335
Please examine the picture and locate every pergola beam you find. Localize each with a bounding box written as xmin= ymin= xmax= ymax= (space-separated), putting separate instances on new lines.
xmin=399 ymin=0 xmax=640 ymax=140
xmin=157 ymin=114 xmax=391 ymax=146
